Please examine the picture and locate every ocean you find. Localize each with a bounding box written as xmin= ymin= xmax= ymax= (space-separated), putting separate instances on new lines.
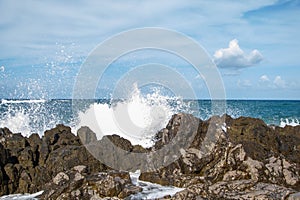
xmin=0 ymin=90 xmax=299 ymax=199
xmin=0 ymin=98 xmax=299 ymax=141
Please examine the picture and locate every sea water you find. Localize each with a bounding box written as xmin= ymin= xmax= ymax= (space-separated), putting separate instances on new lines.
xmin=0 ymin=96 xmax=299 ymax=142
xmin=0 ymin=89 xmax=299 ymax=199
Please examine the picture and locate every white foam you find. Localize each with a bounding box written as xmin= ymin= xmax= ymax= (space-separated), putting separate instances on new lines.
xmin=0 ymin=191 xmax=43 ymax=200
xmin=75 ymin=85 xmax=187 ymax=148
xmin=0 ymin=111 xmax=32 ymax=137
xmin=1 ymin=99 xmax=46 ymax=104
xmin=280 ymin=118 xmax=299 ymax=128
xmin=129 ymin=170 xmax=184 ymax=199
xmin=221 ymin=123 xmax=227 ymax=132
xmin=0 ymin=100 xmax=62 ymax=137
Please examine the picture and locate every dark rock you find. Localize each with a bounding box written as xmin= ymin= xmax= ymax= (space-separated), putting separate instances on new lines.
xmin=106 ymin=135 xmax=133 ymax=152
xmin=40 ymin=168 xmax=141 ymax=200
xmin=275 ymin=126 xmax=300 ymax=164
xmin=0 ymin=114 xmax=299 ymax=199
xmin=0 ymin=143 xmax=7 ymax=166
xmin=77 ymin=126 xmax=97 ymax=145
xmin=0 ymin=125 xmax=107 ymax=197
xmin=169 ymin=180 xmax=297 ymax=200
xmin=140 ymin=113 xmax=300 ymax=198
xmin=132 ymin=144 xmax=148 ymax=153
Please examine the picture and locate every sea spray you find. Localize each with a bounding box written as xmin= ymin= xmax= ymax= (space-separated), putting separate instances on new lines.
xmin=129 ymin=170 xmax=184 ymax=199
xmin=74 ymin=85 xmax=190 ymax=147
xmin=280 ymin=118 xmax=300 ymax=127
xmin=0 ymin=99 xmax=74 ymax=137
xmin=0 ymin=98 xmax=299 ymax=143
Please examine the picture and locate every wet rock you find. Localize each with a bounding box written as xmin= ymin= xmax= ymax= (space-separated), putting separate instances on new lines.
xmin=275 ymin=125 xmax=300 ymax=164
xmin=77 ymin=126 xmax=97 ymax=145
xmin=0 ymin=125 xmax=107 ymax=196
xmin=289 ymin=192 xmax=300 ymax=200
xmin=0 ymin=114 xmax=300 ymax=199
xmin=41 ymin=168 xmax=141 ymax=200
xmin=140 ymin=113 xmax=300 ymax=198
xmin=53 ymin=172 xmax=69 ymax=185
xmin=170 ymin=180 xmax=297 ymax=200
xmin=118 ymin=184 xmax=142 ymax=198
xmin=0 ymin=143 xmax=7 ymax=166
xmin=106 ymin=135 xmax=133 ymax=152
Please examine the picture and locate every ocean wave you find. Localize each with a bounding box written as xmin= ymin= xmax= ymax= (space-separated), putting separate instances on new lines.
xmin=0 ymin=191 xmax=43 ymax=200
xmin=74 ymin=84 xmax=190 ymax=148
xmin=0 ymin=85 xmax=191 ymax=145
xmin=1 ymin=99 xmax=46 ymax=104
xmin=279 ymin=118 xmax=300 ymax=127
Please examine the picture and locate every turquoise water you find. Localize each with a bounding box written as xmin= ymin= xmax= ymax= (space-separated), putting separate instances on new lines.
xmin=0 ymin=99 xmax=299 ymax=137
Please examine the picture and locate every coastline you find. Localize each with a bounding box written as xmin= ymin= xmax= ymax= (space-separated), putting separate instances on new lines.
xmin=0 ymin=113 xmax=299 ymax=199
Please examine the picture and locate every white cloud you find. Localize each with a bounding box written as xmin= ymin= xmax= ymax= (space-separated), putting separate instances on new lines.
xmin=273 ymin=75 xmax=286 ymax=88
xmin=258 ymin=75 xmax=287 ymax=89
xmin=237 ymin=79 xmax=252 ymax=88
xmin=0 ymin=0 xmax=276 ymax=60
xmin=0 ymin=66 xmax=4 ymax=72
xmin=259 ymin=75 xmax=270 ymax=82
xmin=214 ymin=39 xmax=263 ymax=69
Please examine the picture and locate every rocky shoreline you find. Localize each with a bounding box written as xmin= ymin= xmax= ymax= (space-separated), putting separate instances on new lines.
xmin=0 ymin=113 xmax=299 ymax=199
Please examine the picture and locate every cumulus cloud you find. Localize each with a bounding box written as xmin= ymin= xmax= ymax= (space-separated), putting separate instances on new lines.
xmin=0 ymin=66 xmax=4 ymax=72
xmin=258 ymin=75 xmax=287 ymax=88
xmin=273 ymin=75 xmax=286 ymax=88
xmin=259 ymin=75 xmax=270 ymax=82
xmin=214 ymin=39 xmax=263 ymax=69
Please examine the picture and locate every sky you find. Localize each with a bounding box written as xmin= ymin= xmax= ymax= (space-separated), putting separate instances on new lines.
xmin=0 ymin=0 xmax=300 ymax=99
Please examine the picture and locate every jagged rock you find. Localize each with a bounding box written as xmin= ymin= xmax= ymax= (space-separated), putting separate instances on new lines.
xmin=275 ymin=125 xmax=300 ymax=164
xmin=41 ymin=168 xmax=141 ymax=200
xmin=0 ymin=113 xmax=299 ymax=199
xmin=0 ymin=143 xmax=7 ymax=166
xmin=0 ymin=125 xmax=107 ymax=197
xmin=77 ymin=126 xmax=97 ymax=145
xmin=140 ymin=113 xmax=300 ymax=198
xmin=53 ymin=172 xmax=69 ymax=185
xmin=169 ymin=180 xmax=297 ymax=200
xmin=106 ymin=135 xmax=133 ymax=152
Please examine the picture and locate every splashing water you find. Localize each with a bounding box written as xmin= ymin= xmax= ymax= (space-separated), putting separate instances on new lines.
xmin=0 ymin=99 xmax=74 ymax=137
xmin=75 ymin=85 xmax=190 ymax=147
xmin=129 ymin=170 xmax=184 ymax=199
xmin=1 ymin=93 xmax=299 ymax=146
xmin=280 ymin=118 xmax=300 ymax=128
xmin=0 ymin=85 xmax=190 ymax=147
xmin=0 ymin=191 xmax=43 ymax=200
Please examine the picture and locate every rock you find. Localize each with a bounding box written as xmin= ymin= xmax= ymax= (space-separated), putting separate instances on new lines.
xmin=289 ymin=192 xmax=300 ymax=200
xmin=275 ymin=126 xmax=300 ymax=164
xmin=18 ymin=170 xmax=32 ymax=193
xmin=0 ymin=143 xmax=7 ymax=166
xmin=118 ymin=184 xmax=142 ymax=198
xmin=27 ymin=133 xmax=41 ymax=167
xmin=73 ymin=165 xmax=87 ymax=173
xmin=41 ymin=169 xmax=141 ymax=200
xmin=18 ymin=146 xmax=34 ymax=168
xmin=53 ymin=172 xmax=69 ymax=185
xmin=140 ymin=113 xmax=300 ymax=197
xmin=132 ymin=144 xmax=148 ymax=153
xmin=77 ymin=126 xmax=97 ymax=145
xmin=0 ymin=114 xmax=300 ymax=199
xmin=170 ymin=180 xmax=297 ymax=200
xmin=106 ymin=135 xmax=133 ymax=152
xmin=0 ymin=125 xmax=108 ymax=196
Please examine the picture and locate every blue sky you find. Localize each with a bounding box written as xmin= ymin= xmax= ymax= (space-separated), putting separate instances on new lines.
xmin=0 ymin=0 xmax=299 ymax=99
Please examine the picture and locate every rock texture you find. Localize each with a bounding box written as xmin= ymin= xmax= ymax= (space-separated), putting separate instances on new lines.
xmin=40 ymin=168 xmax=141 ymax=199
xmin=0 ymin=125 xmax=141 ymax=199
xmin=0 ymin=113 xmax=299 ymax=199
xmin=140 ymin=113 xmax=300 ymax=199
